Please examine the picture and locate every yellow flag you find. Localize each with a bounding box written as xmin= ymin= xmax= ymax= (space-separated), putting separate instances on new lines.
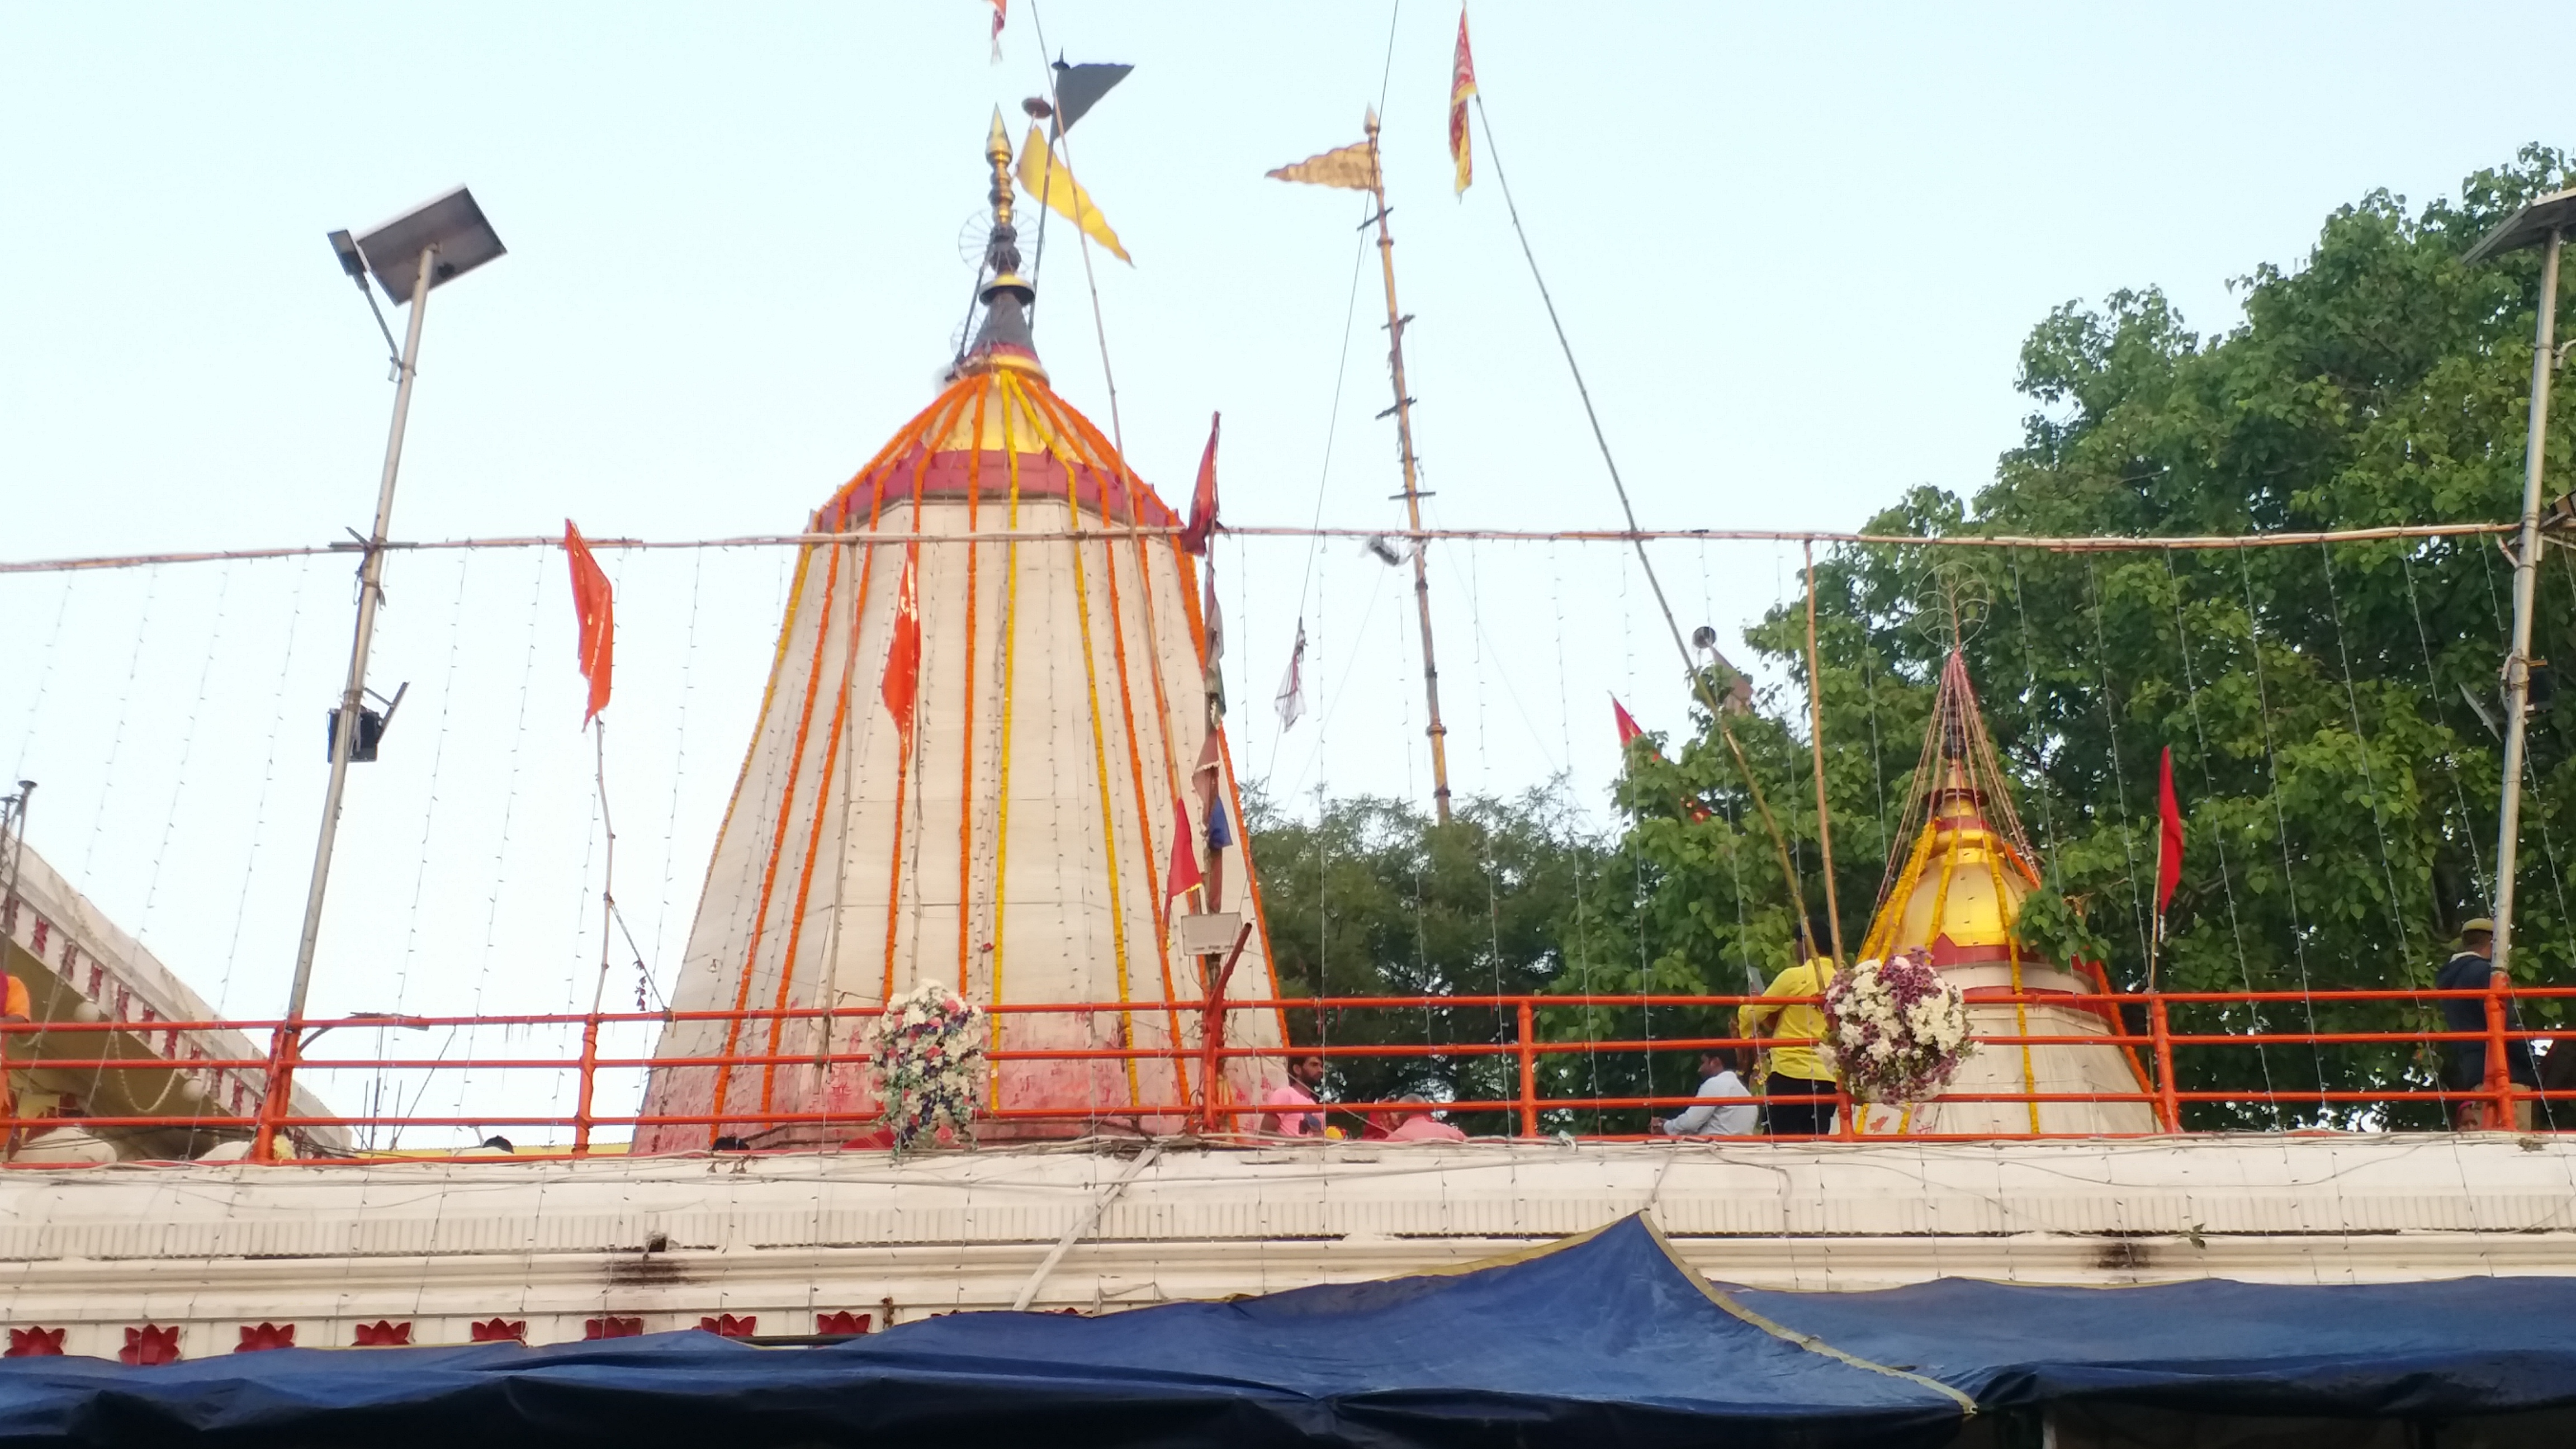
xmin=1266 ymin=139 xmax=1380 ymax=192
xmin=1014 ymin=124 xmax=1130 ymax=264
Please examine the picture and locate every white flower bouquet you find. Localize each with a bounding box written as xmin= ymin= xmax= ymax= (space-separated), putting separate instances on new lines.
xmin=870 ymin=979 xmax=988 ymax=1152
xmin=1821 ymin=949 xmax=1976 ymax=1104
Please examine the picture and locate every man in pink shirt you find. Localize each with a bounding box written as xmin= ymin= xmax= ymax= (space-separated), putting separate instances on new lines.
xmin=1261 ymin=1053 xmax=1329 ymax=1137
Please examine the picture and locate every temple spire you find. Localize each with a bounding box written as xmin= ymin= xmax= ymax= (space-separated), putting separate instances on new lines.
xmin=962 ymin=109 xmax=1043 ymax=377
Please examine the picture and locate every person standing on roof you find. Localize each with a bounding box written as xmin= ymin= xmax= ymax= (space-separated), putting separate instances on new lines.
xmin=1740 ymin=951 xmax=1840 ymax=1137
xmin=1656 ymin=1048 xmax=1758 ymax=1138
xmin=2437 ymin=918 xmax=2545 ymax=1131
xmin=1261 ymin=1053 xmax=1329 ymax=1137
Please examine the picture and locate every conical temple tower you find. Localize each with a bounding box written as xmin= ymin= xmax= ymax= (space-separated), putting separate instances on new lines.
xmin=637 ymin=121 xmax=1286 ymax=1150
xmin=1854 ymin=651 xmax=2157 ymax=1137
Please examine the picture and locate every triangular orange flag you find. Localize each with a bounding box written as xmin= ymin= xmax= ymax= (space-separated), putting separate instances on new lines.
xmin=882 ymin=551 xmax=922 ymax=751
xmin=1165 ymin=794 xmax=1203 ymax=902
xmin=564 ymin=521 xmax=614 ymax=722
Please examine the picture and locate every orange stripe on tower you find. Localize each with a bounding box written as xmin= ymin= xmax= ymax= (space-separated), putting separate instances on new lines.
xmin=757 ymin=390 xmax=969 ymax=1120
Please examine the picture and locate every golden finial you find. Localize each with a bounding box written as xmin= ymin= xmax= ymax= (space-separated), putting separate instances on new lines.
xmin=986 ymin=107 xmax=1015 ymax=233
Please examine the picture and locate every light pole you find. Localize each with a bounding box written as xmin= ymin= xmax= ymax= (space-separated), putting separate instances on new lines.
xmin=2464 ymin=187 xmax=2575 ymax=982
xmin=257 ymin=188 xmax=503 ymax=1161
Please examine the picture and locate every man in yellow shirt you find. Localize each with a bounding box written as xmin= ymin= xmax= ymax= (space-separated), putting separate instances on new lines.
xmin=1738 ymin=956 xmax=1839 ymax=1137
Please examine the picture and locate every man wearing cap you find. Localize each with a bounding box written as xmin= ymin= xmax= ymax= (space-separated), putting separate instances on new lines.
xmin=2436 ymin=918 xmax=2544 ymax=1131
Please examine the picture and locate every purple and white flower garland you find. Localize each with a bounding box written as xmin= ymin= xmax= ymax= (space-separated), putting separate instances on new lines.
xmin=1821 ymin=949 xmax=1976 ymax=1105
xmin=871 ymin=980 xmax=988 ymax=1152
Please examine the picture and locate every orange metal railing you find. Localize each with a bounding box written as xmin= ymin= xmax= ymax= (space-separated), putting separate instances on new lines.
xmin=0 ymin=979 xmax=2558 ymax=1163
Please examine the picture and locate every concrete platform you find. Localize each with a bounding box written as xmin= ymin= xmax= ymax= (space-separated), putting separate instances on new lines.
xmin=0 ymin=1133 xmax=2570 ymax=1357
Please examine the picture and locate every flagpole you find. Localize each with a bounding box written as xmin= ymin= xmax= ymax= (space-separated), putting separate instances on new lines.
xmin=1362 ymin=110 xmax=1455 ymax=826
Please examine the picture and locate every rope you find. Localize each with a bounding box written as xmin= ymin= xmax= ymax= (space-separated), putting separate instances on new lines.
xmin=2243 ymin=547 xmax=2328 ymax=1114
xmin=2163 ymin=552 xmax=2280 ymax=1128
xmin=3 ymin=520 xmax=2529 ymax=576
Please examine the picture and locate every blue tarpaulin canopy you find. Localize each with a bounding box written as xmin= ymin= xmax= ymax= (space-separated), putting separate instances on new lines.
xmin=1736 ymin=1273 xmax=2576 ymax=1422
xmin=0 ymin=1216 xmax=1964 ymax=1448
xmin=4 ymin=1213 xmax=2576 ymax=1446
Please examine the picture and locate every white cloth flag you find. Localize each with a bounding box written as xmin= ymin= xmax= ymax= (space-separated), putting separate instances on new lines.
xmin=1273 ymin=622 xmax=1307 ymax=732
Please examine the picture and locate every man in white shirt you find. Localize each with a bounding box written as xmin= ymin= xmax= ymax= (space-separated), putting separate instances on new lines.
xmin=1658 ymin=1049 xmax=1757 ymax=1138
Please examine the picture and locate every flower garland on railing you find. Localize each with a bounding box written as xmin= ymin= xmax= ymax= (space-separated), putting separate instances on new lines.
xmin=871 ymin=980 xmax=988 ymax=1152
xmin=1821 ymin=949 xmax=1976 ymax=1105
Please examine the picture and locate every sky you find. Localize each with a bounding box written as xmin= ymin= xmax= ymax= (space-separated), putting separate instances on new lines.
xmin=1 ymin=2 xmax=2565 ymax=1142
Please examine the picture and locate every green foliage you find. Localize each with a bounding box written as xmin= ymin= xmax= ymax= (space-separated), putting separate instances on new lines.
xmin=1244 ymin=785 xmax=1603 ymax=1134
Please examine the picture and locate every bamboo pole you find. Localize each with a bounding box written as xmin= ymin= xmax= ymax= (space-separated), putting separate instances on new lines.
xmin=1803 ymin=541 xmax=1844 ymax=964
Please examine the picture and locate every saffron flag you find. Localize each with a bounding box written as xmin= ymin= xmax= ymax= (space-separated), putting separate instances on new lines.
xmin=1182 ymin=412 xmax=1220 ymax=555
xmin=2156 ymin=746 xmax=2185 ymax=918
xmin=564 ymin=521 xmax=614 ymax=722
xmin=1275 ymin=622 xmax=1308 ymax=731
xmin=1166 ymin=795 xmax=1204 ymax=902
xmin=1612 ymin=695 xmax=1712 ymax=823
xmin=1015 ymin=124 xmax=1131 ymax=263
xmin=1448 ymin=11 xmax=1478 ymax=194
xmin=988 ymin=0 xmax=1005 ymax=60
xmin=1267 ymin=121 xmax=1381 ymax=192
xmin=1612 ymin=696 xmax=1645 ymax=746
xmin=882 ymin=551 xmax=922 ymax=752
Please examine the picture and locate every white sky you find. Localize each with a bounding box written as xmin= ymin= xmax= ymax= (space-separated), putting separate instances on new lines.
xmin=1 ymin=2 xmax=2563 ymax=1142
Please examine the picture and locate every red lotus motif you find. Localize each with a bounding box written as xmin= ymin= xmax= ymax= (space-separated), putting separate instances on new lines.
xmin=120 ymin=1324 xmax=181 ymax=1366
xmin=815 ymin=1311 xmax=870 ymax=1336
xmin=583 ymin=1316 xmax=643 ymax=1340
xmin=235 ymin=1323 xmax=296 ymax=1353
xmin=353 ymin=1320 xmax=411 ymax=1347
xmin=5 ymin=1327 xmax=65 ymax=1357
xmin=470 ymin=1319 xmax=527 ymax=1343
xmin=698 ymin=1314 xmax=756 ymax=1338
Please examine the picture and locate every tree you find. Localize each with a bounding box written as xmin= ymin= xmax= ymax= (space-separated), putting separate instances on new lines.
xmin=1635 ymin=146 xmax=2576 ymax=1128
xmin=1244 ymin=785 xmax=1602 ymax=1134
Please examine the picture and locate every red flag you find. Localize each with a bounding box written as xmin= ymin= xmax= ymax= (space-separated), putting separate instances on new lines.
xmin=1613 ymin=695 xmax=1712 ymax=823
xmin=1181 ymin=412 xmax=1220 ymax=555
xmin=564 ymin=521 xmax=614 ymax=722
xmin=1612 ymin=696 xmax=1645 ymax=746
xmin=1447 ymin=11 xmax=1478 ymax=195
xmin=2156 ymin=746 xmax=2185 ymax=917
xmin=1165 ymin=795 xmax=1203 ymax=902
xmin=882 ymin=551 xmax=922 ymax=751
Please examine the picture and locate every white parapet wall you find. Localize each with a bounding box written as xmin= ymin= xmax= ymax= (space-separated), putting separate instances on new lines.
xmin=0 ymin=1133 xmax=2572 ymax=1358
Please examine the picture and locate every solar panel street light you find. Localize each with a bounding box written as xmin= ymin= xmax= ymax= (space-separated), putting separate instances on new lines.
xmin=262 ymin=188 xmax=506 ymax=1160
xmin=2463 ymin=186 xmax=2572 ymax=982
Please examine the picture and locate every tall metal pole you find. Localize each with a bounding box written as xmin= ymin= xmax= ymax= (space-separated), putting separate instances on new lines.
xmin=1801 ymin=542 xmax=1844 ymax=964
xmin=2492 ymin=225 xmax=2563 ymax=979
xmin=1363 ymin=112 xmax=1453 ymax=825
xmin=258 ymin=243 xmax=436 ymax=1158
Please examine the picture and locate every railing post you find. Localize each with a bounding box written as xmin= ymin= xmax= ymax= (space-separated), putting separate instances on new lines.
xmin=571 ymin=1010 xmax=603 ymax=1157
xmin=1195 ymin=925 xmax=1254 ymax=1135
xmin=2485 ymin=973 xmax=2515 ymax=1131
xmin=251 ymin=1024 xmax=299 ymax=1162
xmin=2148 ymin=995 xmax=2182 ymax=1133
xmin=1516 ymin=1001 xmax=1538 ymax=1138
